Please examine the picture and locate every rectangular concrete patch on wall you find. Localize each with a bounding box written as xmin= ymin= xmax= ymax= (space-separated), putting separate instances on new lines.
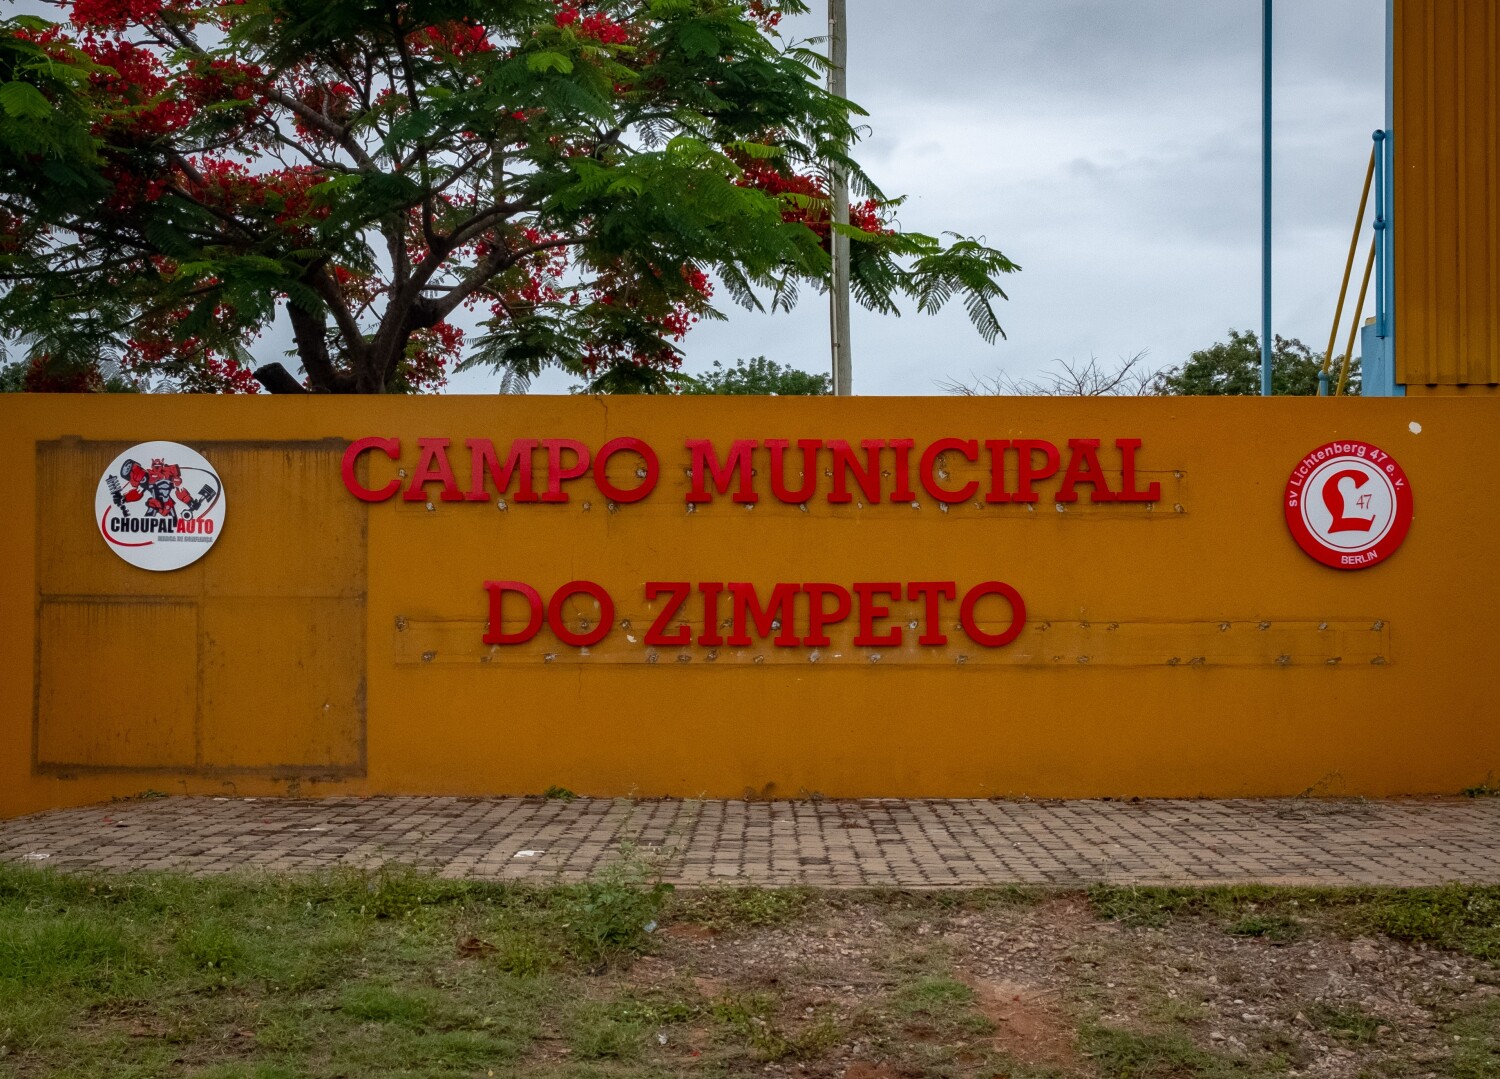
xmin=30 ymin=439 xmax=366 ymax=783
xmin=1 ymin=396 xmax=1496 ymax=816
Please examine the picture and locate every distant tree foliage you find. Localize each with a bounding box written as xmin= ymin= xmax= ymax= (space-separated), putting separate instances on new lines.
xmin=682 ymin=356 xmax=829 ymax=395
xmin=940 ymin=331 xmax=1363 ymax=399
xmin=1153 ymin=329 xmax=1361 ymax=397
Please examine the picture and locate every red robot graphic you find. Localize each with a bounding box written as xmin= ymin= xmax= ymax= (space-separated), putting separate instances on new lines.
xmin=107 ymin=458 xmax=216 ymax=520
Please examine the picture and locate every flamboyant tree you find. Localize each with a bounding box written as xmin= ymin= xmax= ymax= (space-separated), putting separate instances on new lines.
xmin=0 ymin=0 xmax=1018 ymax=394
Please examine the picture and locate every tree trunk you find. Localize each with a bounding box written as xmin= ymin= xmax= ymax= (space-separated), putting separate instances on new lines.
xmin=286 ymin=301 xmax=357 ymax=392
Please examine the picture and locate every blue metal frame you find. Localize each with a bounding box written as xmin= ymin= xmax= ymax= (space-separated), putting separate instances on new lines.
xmin=1384 ymin=0 xmax=1399 ymax=392
xmin=1360 ymin=132 xmax=1400 ymax=398
xmin=1362 ymin=0 xmax=1403 ymax=397
xmin=1373 ymin=130 xmax=1388 ymax=339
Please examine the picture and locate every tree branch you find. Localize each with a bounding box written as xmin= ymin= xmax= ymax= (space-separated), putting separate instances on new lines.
xmin=428 ymin=236 xmax=577 ymax=322
xmin=261 ymin=88 xmax=379 ymax=172
xmin=253 ymin=361 xmax=310 ymax=394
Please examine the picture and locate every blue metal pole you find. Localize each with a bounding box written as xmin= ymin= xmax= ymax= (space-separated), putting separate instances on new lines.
xmin=1373 ymin=130 xmax=1387 ymax=338
xmin=1383 ymin=0 xmax=1397 ymax=390
xmin=1261 ymin=0 xmax=1273 ymax=396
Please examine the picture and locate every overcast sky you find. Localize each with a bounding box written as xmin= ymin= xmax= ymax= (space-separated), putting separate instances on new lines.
xmin=496 ymin=0 xmax=1387 ymax=395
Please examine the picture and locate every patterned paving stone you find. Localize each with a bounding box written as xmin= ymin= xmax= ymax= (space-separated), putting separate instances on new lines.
xmin=2 ymin=796 xmax=1499 ymax=886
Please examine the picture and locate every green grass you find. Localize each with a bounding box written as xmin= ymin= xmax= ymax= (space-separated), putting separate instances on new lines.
xmin=1351 ymin=888 xmax=1500 ymax=959
xmin=1304 ymin=1002 xmax=1384 ymax=1044
xmin=485 ymin=926 xmax=556 ymax=976
xmin=565 ymin=1001 xmax=649 ymax=1060
xmin=706 ymin=989 xmax=847 ymax=1064
xmin=711 ymin=990 xmax=792 ymax=1060
xmin=1226 ymin=913 xmax=1304 ymax=944
xmin=882 ymin=972 xmax=997 ymax=1058
xmin=3 ymin=863 xmax=1498 ymax=1078
xmin=1088 ymin=884 xmax=1500 ymax=959
xmin=1462 ymin=774 xmax=1499 ymax=798
xmin=893 ymin=974 xmax=977 ymax=1015
xmin=670 ymin=885 xmax=816 ymax=932
xmin=0 ymin=861 xmax=665 ymax=1076
xmin=856 ymin=883 xmax=1047 ymax=912
xmin=605 ymin=988 xmax=703 ymax=1027
xmin=1080 ymin=1024 xmax=1277 ymax=1078
xmin=1444 ymin=999 xmax=1500 ymax=1078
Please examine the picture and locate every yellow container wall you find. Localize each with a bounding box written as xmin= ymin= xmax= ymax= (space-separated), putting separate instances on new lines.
xmin=1395 ymin=0 xmax=1500 ymax=388
xmin=2 ymin=395 xmax=1497 ymax=817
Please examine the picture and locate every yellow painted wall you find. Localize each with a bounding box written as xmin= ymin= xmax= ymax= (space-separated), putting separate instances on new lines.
xmin=2 ymin=394 xmax=1497 ymax=817
xmin=1394 ymin=0 xmax=1500 ymax=388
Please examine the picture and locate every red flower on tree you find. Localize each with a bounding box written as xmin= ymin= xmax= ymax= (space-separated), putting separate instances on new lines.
xmin=733 ymin=156 xmax=890 ymax=249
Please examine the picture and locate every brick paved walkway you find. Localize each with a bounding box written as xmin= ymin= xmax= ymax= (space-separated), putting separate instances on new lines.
xmin=3 ymin=797 xmax=1499 ymax=887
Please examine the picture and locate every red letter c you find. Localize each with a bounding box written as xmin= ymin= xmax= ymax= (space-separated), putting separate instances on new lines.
xmin=342 ymin=437 xmax=402 ymax=502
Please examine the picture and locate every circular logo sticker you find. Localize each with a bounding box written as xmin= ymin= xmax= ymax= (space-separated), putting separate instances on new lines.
xmin=1284 ymin=440 xmax=1412 ymax=570
xmin=95 ymin=441 xmax=226 ymax=571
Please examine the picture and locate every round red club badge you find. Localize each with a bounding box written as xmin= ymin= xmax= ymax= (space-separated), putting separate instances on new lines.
xmin=95 ymin=441 xmax=227 ymax=571
xmin=1284 ymin=440 xmax=1412 ymax=570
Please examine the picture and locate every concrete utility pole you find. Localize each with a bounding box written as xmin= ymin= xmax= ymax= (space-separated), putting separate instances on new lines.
xmin=1260 ymin=0 xmax=1274 ymax=396
xmin=828 ymin=0 xmax=853 ymax=396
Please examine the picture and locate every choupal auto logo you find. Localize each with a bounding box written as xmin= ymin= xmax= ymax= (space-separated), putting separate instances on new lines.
xmin=95 ymin=441 xmax=226 ymax=571
xmin=1284 ymin=440 xmax=1412 ymax=570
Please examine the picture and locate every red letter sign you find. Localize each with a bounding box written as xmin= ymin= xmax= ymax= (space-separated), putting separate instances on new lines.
xmin=342 ymin=437 xmax=401 ymax=502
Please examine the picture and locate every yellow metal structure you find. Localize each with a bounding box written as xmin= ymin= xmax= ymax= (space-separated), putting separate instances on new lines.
xmin=1323 ymin=147 xmax=1376 ymax=392
xmin=2 ymin=395 xmax=1498 ymax=817
xmin=1394 ymin=0 xmax=1500 ymax=392
xmin=1340 ymin=247 xmax=1376 ymax=396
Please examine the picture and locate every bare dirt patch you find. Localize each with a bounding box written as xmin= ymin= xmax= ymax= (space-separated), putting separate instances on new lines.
xmin=969 ymin=977 xmax=1079 ymax=1069
xmin=841 ymin=1062 xmax=899 ymax=1079
xmin=642 ymin=890 xmax=1500 ymax=1078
